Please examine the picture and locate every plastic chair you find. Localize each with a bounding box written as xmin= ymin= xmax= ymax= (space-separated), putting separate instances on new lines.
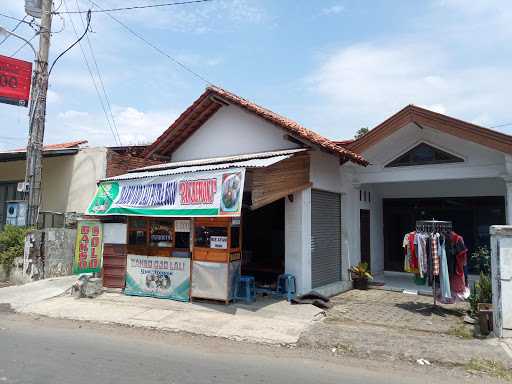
xmin=235 ymin=276 xmax=256 ymax=304
xmin=276 ymin=273 xmax=296 ymax=302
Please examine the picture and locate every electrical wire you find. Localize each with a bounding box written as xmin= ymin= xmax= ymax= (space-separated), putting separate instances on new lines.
xmin=62 ymin=0 xmax=121 ymax=146
xmin=48 ymin=9 xmax=91 ymax=76
xmin=10 ymin=33 xmax=38 ymax=58
xmin=75 ymin=0 xmax=122 ymax=145
xmin=490 ymin=122 xmax=512 ymax=129
xmin=55 ymin=0 xmax=215 ymax=14
xmin=0 ymin=12 xmax=32 ymax=25
xmin=87 ymin=0 xmax=213 ymax=85
xmin=0 ymin=16 xmax=28 ymax=47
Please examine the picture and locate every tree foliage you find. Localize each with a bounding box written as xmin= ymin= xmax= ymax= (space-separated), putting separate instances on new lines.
xmin=0 ymin=225 xmax=28 ymax=271
xmin=354 ymin=127 xmax=369 ymax=139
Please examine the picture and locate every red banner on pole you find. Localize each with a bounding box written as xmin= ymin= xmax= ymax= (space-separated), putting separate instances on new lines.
xmin=0 ymin=54 xmax=32 ymax=107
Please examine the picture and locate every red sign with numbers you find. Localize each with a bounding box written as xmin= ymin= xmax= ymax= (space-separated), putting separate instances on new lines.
xmin=0 ymin=54 xmax=32 ymax=107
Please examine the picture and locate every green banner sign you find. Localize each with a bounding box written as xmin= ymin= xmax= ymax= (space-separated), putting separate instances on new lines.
xmin=87 ymin=168 xmax=245 ymax=217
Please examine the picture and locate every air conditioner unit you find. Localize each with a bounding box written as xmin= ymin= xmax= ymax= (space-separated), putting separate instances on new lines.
xmin=17 ymin=182 xmax=29 ymax=193
xmin=5 ymin=201 xmax=27 ymax=227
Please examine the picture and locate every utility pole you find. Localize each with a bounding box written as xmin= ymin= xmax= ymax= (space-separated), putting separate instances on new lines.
xmin=25 ymin=0 xmax=52 ymax=227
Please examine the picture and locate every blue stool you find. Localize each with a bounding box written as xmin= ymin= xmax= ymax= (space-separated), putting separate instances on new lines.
xmin=235 ymin=276 xmax=256 ymax=304
xmin=276 ymin=273 xmax=296 ymax=302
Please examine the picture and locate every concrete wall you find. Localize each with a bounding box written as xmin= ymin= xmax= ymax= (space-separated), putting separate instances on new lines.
xmin=285 ymin=187 xmax=312 ymax=295
xmin=3 ymin=228 xmax=77 ymax=284
xmin=491 ymin=225 xmax=512 ymax=337
xmin=44 ymin=228 xmax=77 ymax=278
xmin=66 ymin=147 xmax=107 ymax=213
xmin=0 ymin=147 xmax=107 ymax=215
xmin=171 ymin=105 xmax=299 ymax=162
xmin=0 ymin=159 xmax=25 ymax=182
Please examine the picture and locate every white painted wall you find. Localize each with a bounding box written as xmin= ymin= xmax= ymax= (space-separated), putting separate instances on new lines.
xmin=285 ymin=187 xmax=312 ymax=294
xmin=171 ymin=105 xmax=299 ymax=162
xmin=309 ymin=150 xmax=342 ymax=193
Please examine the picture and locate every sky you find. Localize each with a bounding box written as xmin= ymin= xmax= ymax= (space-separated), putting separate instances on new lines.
xmin=1 ymin=0 xmax=511 ymax=150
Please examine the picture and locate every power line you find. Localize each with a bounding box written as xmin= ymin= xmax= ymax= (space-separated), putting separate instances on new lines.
xmin=87 ymin=0 xmax=213 ymax=85
xmin=0 ymin=16 xmax=28 ymax=47
xmin=73 ymin=0 xmax=122 ymax=145
xmin=48 ymin=9 xmax=91 ymax=76
xmin=10 ymin=33 xmax=38 ymax=57
xmin=62 ymin=0 xmax=121 ymax=146
xmin=55 ymin=0 xmax=215 ymax=14
xmin=490 ymin=122 xmax=512 ymax=129
xmin=0 ymin=12 xmax=33 ymax=25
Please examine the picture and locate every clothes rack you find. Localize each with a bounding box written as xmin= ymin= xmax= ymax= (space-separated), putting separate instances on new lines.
xmin=415 ymin=219 xmax=452 ymax=307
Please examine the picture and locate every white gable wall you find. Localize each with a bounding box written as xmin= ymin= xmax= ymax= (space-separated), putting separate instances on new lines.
xmin=356 ymin=122 xmax=507 ymax=184
xmin=171 ymin=105 xmax=299 ymax=162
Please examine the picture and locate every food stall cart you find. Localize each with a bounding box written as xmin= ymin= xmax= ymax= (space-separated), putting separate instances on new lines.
xmin=191 ymin=217 xmax=241 ymax=303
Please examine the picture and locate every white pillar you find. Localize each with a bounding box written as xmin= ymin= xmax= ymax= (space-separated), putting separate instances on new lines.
xmin=285 ymin=187 xmax=311 ymax=294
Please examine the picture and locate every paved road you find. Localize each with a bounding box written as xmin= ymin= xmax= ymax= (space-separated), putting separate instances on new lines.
xmin=0 ymin=312 xmax=495 ymax=384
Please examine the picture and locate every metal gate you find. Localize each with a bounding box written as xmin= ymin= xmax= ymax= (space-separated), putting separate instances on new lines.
xmin=311 ymin=189 xmax=342 ymax=288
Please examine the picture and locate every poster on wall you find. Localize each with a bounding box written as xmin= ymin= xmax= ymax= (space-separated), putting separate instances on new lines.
xmin=86 ymin=168 xmax=245 ymax=218
xmin=125 ymin=254 xmax=191 ymax=301
xmin=73 ymin=220 xmax=103 ymax=274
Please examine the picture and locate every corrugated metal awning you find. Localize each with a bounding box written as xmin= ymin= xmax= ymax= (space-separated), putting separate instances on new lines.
xmin=103 ymin=148 xmax=307 ymax=182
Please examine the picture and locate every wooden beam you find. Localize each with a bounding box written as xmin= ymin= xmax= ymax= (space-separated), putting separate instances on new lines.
xmin=250 ymin=182 xmax=312 ymax=211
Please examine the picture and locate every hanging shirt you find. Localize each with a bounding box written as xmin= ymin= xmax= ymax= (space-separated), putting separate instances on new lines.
xmin=438 ymin=235 xmax=452 ymax=303
xmin=432 ymin=233 xmax=440 ymax=276
xmin=408 ymin=232 xmax=418 ymax=271
xmin=417 ymin=233 xmax=429 ymax=278
xmin=449 ymin=232 xmax=467 ymax=295
xmin=403 ymin=233 xmax=412 ymax=272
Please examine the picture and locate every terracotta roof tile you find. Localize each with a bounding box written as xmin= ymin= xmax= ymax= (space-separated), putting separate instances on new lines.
xmin=10 ymin=140 xmax=88 ymax=152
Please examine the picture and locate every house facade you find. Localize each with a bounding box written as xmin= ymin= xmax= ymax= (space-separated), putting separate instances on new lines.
xmin=0 ymin=141 xmax=161 ymax=229
xmin=341 ymin=106 xmax=511 ymax=279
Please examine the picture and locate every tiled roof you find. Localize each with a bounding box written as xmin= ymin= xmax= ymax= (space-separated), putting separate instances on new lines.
xmin=42 ymin=140 xmax=88 ymax=150
xmin=333 ymin=139 xmax=355 ymax=147
xmin=9 ymin=140 xmax=88 ymax=153
xmin=143 ymin=86 xmax=368 ymax=166
xmin=347 ymin=105 xmax=512 ymax=155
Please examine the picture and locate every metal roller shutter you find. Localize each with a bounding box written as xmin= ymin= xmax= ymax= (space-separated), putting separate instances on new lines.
xmin=311 ymin=189 xmax=341 ymax=288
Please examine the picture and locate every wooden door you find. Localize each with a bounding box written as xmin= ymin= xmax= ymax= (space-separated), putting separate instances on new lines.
xmin=360 ymin=209 xmax=371 ymax=270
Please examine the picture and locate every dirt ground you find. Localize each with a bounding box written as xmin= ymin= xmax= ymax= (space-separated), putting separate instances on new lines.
xmin=299 ymin=289 xmax=511 ymax=374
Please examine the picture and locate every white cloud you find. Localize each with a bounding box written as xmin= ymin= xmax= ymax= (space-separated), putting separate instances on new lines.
xmin=307 ymin=41 xmax=512 ymax=138
xmin=82 ymin=0 xmax=271 ymax=33
xmin=46 ymin=90 xmax=61 ymax=104
xmin=320 ymin=4 xmax=345 ymax=16
xmin=55 ymin=106 xmax=177 ymax=146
